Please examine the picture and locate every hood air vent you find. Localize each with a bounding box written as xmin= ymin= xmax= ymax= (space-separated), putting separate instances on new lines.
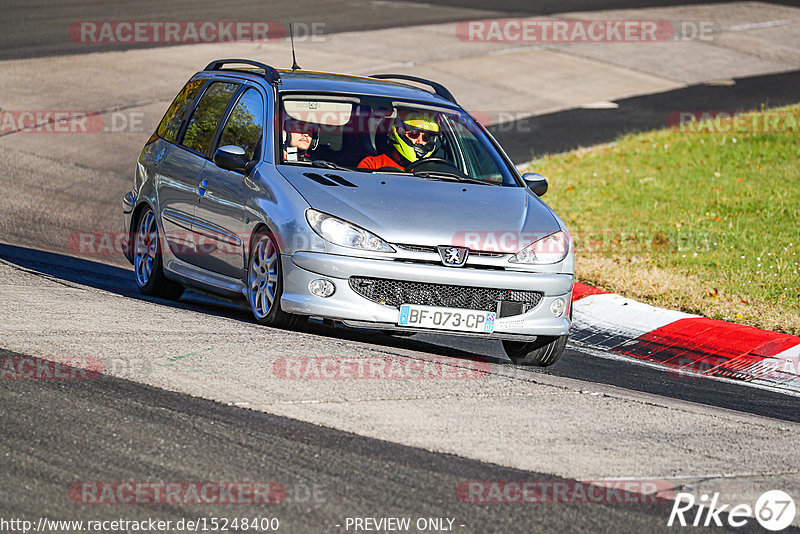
xmin=302 ymin=172 xmax=358 ymax=188
xmin=302 ymin=172 xmax=338 ymax=186
xmin=324 ymin=174 xmax=356 ymax=187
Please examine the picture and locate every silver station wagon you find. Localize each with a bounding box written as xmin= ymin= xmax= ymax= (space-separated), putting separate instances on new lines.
xmin=122 ymin=59 xmax=574 ymax=366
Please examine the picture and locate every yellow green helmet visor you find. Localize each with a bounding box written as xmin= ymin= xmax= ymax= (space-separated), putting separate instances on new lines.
xmin=390 ymin=112 xmax=441 ymax=163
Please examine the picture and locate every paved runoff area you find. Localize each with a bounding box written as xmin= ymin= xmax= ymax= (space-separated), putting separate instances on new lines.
xmin=2 ymin=1 xmax=800 ymax=530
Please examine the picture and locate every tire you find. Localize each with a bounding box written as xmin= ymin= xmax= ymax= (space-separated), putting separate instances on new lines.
xmin=503 ymin=335 xmax=568 ymax=367
xmin=133 ymin=207 xmax=184 ymax=300
xmin=246 ymin=230 xmax=305 ymax=330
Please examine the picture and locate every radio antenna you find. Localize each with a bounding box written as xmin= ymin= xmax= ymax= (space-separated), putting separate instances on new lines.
xmin=289 ymin=24 xmax=301 ymax=71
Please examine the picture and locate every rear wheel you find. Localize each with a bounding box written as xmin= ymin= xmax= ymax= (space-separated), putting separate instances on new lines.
xmin=247 ymin=230 xmax=305 ymax=330
xmin=503 ymin=335 xmax=568 ymax=367
xmin=133 ymin=207 xmax=184 ymax=300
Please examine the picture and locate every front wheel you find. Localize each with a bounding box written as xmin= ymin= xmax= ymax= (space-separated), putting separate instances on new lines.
xmin=247 ymin=231 xmax=305 ymax=330
xmin=503 ymin=335 xmax=568 ymax=367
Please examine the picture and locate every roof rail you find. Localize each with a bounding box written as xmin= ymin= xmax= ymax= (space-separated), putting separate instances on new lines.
xmin=204 ymin=59 xmax=282 ymax=86
xmin=369 ymin=74 xmax=456 ymax=104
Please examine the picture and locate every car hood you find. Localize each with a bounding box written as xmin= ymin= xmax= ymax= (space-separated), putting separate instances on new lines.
xmin=277 ymin=165 xmax=561 ymax=249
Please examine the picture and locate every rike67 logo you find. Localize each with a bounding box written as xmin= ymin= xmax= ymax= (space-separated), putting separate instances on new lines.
xmin=668 ymin=490 xmax=796 ymax=531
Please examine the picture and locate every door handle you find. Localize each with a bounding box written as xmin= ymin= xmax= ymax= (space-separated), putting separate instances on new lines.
xmin=198 ymin=179 xmax=208 ymax=197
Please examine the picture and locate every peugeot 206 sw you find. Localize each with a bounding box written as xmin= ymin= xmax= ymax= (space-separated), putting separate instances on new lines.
xmin=122 ymin=59 xmax=574 ymax=365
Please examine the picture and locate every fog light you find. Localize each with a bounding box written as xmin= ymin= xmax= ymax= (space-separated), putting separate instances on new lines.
xmin=550 ymin=298 xmax=566 ymax=318
xmin=309 ymin=279 xmax=335 ymax=298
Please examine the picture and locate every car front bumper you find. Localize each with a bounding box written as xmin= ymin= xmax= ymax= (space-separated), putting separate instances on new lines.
xmin=281 ymin=251 xmax=573 ymax=339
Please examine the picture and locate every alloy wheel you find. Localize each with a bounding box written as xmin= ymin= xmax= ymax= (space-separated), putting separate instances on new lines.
xmin=134 ymin=210 xmax=157 ymax=287
xmin=248 ymin=234 xmax=279 ymax=319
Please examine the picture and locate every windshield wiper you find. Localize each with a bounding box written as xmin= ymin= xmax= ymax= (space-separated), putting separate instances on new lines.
xmin=311 ymin=160 xmax=352 ymax=171
xmin=413 ymin=171 xmax=500 ymax=186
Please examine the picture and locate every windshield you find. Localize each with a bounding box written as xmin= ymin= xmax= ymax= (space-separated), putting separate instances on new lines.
xmin=277 ymin=94 xmax=519 ymax=186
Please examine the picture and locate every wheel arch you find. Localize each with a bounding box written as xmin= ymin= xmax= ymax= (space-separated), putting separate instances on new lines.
xmin=126 ymin=200 xmax=155 ymax=263
xmin=246 ymin=218 xmax=284 ymax=255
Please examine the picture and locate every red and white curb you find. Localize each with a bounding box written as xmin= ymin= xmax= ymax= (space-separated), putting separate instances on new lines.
xmin=571 ymin=283 xmax=800 ymax=393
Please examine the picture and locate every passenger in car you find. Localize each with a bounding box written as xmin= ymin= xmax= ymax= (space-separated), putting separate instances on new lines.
xmin=282 ymin=117 xmax=319 ymax=162
xmin=357 ymin=110 xmax=440 ymax=170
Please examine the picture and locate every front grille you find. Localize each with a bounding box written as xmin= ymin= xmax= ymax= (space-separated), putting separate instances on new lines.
xmin=349 ymin=277 xmax=542 ymax=313
xmin=392 ymin=258 xmax=505 ymax=271
xmin=397 ymin=244 xmax=435 ymax=253
xmin=396 ymin=244 xmax=504 ymax=258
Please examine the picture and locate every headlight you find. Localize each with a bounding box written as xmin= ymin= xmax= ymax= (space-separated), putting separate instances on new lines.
xmin=509 ymin=230 xmax=570 ymax=264
xmin=306 ymin=209 xmax=395 ymax=252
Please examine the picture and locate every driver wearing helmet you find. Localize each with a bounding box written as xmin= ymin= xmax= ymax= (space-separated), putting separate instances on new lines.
xmin=282 ymin=117 xmax=319 ymax=162
xmin=358 ymin=110 xmax=440 ymax=170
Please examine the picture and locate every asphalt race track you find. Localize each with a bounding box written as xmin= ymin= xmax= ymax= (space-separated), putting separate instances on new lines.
xmin=2 ymin=243 xmax=798 ymax=424
xmin=3 ymin=240 xmax=800 ymax=532
xmin=2 ymin=243 xmax=798 ymax=533
xmin=0 ymin=350 xmax=689 ymax=533
xmin=2 ymin=1 xmax=800 ymax=533
xmin=6 ymin=0 xmax=797 ymax=60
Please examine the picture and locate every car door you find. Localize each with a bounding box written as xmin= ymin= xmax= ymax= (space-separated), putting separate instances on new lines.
xmin=191 ymin=86 xmax=265 ymax=278
xmin=161 ymin=80 xmax=239 ymax=266
xmin=153 ymin=78 xmax=207 ymax=263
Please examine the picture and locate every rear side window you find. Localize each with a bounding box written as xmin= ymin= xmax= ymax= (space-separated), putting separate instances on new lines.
xmin=217 ymin=88 xmax=264 ymax=161
xmin=181 ymin=81 xmax=238 ymax=155
xmin=157 ymin=79 xmax=205 ymax=143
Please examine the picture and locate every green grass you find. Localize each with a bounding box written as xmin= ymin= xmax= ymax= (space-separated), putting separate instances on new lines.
xmin=522 ymin=104 xmax=800 ymax=333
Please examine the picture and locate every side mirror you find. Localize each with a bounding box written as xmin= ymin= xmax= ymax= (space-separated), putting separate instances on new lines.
xmin=214 ymin=145 xmax=249 ymax=174
xmin=522 ymin=172 xmax=548 ymax=197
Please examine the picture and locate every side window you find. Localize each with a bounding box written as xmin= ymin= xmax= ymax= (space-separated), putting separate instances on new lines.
xmin=217 ymin=88 xmax=264 ymax=161
xmin=157 ymin=79 xmax=205 ymax=143
xmin=180 ymin=82 xmax=238 ymax=155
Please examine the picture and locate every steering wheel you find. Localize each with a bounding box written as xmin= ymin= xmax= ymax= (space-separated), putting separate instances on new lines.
xmin=404 ymin=157 xmax=457 ymax=173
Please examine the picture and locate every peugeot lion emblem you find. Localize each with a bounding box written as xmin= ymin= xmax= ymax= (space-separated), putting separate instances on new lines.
xmin=436 ymin=246 xmax=468 ymax=267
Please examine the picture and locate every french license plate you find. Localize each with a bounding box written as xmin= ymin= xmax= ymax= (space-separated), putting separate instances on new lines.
xmin=398 ymin=304 xmax=495 ymax=333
